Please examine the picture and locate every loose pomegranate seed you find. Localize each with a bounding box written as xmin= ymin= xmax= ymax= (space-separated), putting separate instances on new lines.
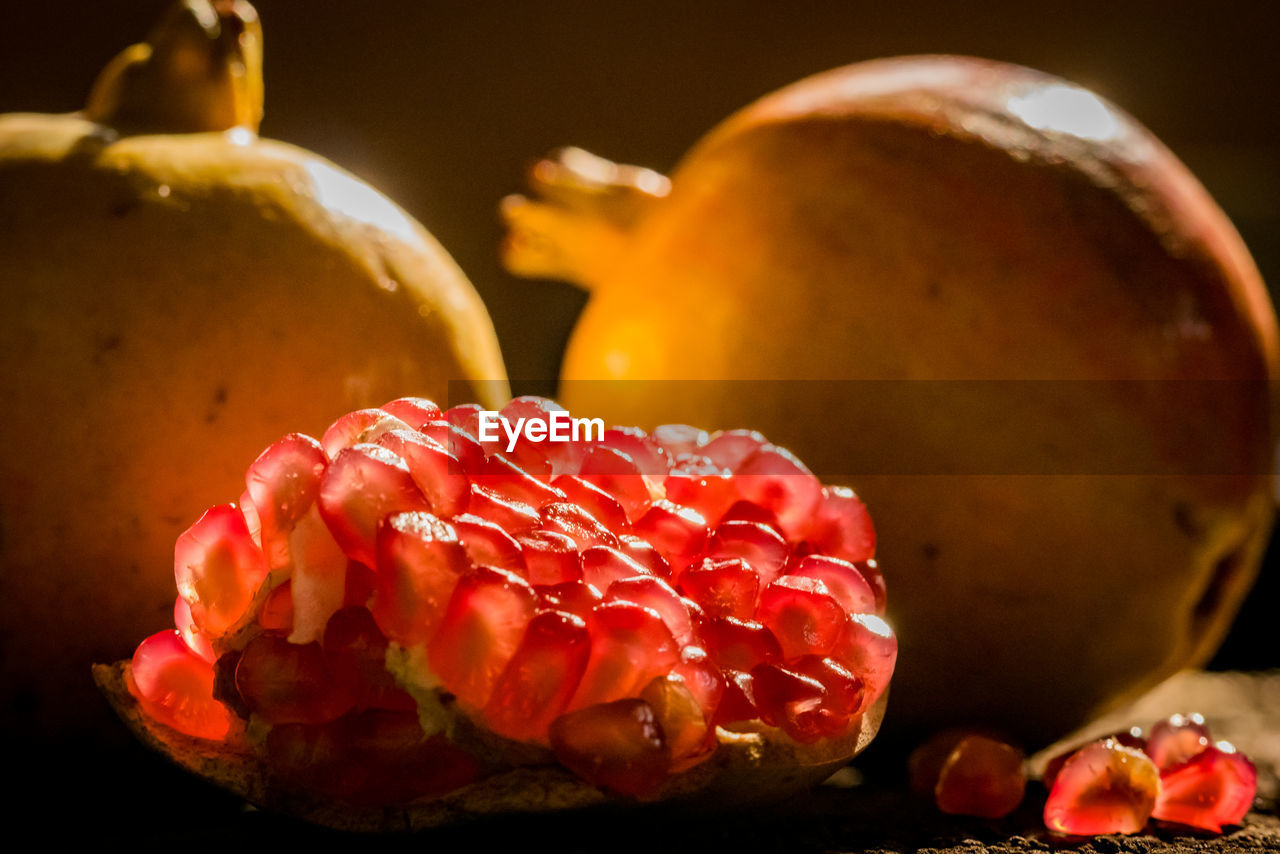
xmin=370 ymin=512 xmax=469 ymax=646
xmin=806 ymin=486 xmax=876 ymax=563
xmin=702 ymin=616 xmax=782 ymax=672
xmin=377 ymin=429 xmax=469 ymax=517
xmin=570 ymin=601 xmax=679 ymax=710
xmin=379 ymin=396 xmax=443 ymax=430
xmin=1152 ymin=743 xmax=1256 ymax=832
xmin=641 ymin=674 xmax=713 ymax=771
xmin=1043 ymin=738 xmax=1160 ymax=835
xmin=317 ymin=444 xmax=431 ymax=567
xmin=320 ymin=409 xmax=412 ymax=458
xmin=173 ymin=596 xmax=216 ymax=662
xmin=552 ymin=475 xmax=630 ymax=533
xmin=1146 ymin=713 xmax=1211 ymax=771
xmin=785 ymin=555 xmax=877 ymax=614
xmin=174 ymin=503 xmax=268 ymax=637
xmin=756 ymin=576 xmax=845 ymax=659
xmin=1043 ymin=727 xmax=1146 ymax=789
xmin=427 ymin=565 xmax=538 ymax=710
xmin=681 ymin=557 xmax=759 ymax=620
xmin=910 ymin=731 xmax=1027 ymax=819
xmin=579 ymin=444 xmax=652 ymax=522
xmin=733 ymin=444 xmax=823 ymax=541
xmin=451 ymin=512 xmax=527 ymax=573
xmin=651 ymin=423 xmax=708 ymax=457
xmin=517 ymin=530 xmax=581 ymax=585
xmin=540 ymin=502 xmax=620 ymax=550
xmin=632 ymin=500 xmax=708 ymax=574
xmin=244 ymin=432 xmax=327 ymax=571
xmin=130 ymin=630 xmax=232 ymax=740
xmin=549 ymin=699 xmax=671 ymax=797
xmin=706 ymin=520 xmax=789 ymax=587
xmin=606 ymin=575 xmax=695 ymax=645
xmin=483 ymin=609 xmax=591 ymax=742
xmin=258 ymin=583 xmax=294 ymax=633
xmin=581 ymin=545 xmax=651 ymax=591
xmin=235 ymin=633 xmax=354 ymax=725
xmin=322 ymin=606 xmax=415 ymax=711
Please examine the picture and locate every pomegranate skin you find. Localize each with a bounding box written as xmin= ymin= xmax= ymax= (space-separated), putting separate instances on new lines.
xmin=503 ymin=56 xmax=1278 ymax=745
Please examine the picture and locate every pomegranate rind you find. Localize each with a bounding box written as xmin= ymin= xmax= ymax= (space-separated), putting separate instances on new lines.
xmin=94 ymin=660 xmax=885 ymax=831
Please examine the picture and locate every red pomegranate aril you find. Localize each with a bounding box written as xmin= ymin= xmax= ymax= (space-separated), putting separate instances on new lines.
xmin=284 ymin=505 xmax=350 ymax=644
xmin=570 ymin=601 xmax=680 ymax=710
xmin=371 ymin=512 xmax=469 ymax=646
xmin=483 ymin=609 xmax=591 ymax=742
xmin=652 ymin=423 xmax=708 ymax=457
xmin=451 ymin=512 xmax=527 ymax=573
xmin=715 ymin=668 xmax=758 ymax=724
xmin=497 ymin=396 xmax=569 ymax=474
xmin=550 ymin=698 xmax=671 ymax=797
xmin=924 ymin=732 xmax=1027 ymax=819
xmin=377 ymin=429 xmax=469 ymax=517
xmin=672 ymin=646 xmax=726 ymax=723
xmin=1152 ymin=743 xmax=1256 ymax=832
xmin=831 ymin=613 xmax=897 ymax=711
xmin=617 ymin=534 xmax=672 ymax=579
xmin=717 ymin=499 xmax=783 ymax=534
xmin=607 ymin=575 xmax=695 ymax=645
xmin=757 ymin=576 xmax=846 ymax=659
xmin=581 ymin=545 xmax=651 ymax=591
xmin=343 ymin=561 xmax=377 ymax=608
xmin=428 ymin=565 xmax=538 ymax=710
xmin=518 ymin=530 xmax=581 ymax=585
xmin=379 ymin=396 xmax=443 ymax=430
xmin=174 ymin=502 xmax=268 ymax=637
xmin=733 ymin=444 xmax=823 ymax=541
xmin=466 ymin=485 xmax=541 ymax=535
xmin=235 ymin=633 xmax=354 ymax=725
xmin=1043 ymin=727 xmax=1146 ymax=789
xmin=632 ymin=500 xmax=708 ymax=573
xmin=244 ymin=432 xmax=327 ymax=571
xmin=322 ymin=606 xmax=415 ymax=712
xmin=681 ymin=556 xmax=759 ymax=620
xmin=552 ymin=475 xmax=630 ymax=534
xmin=786 ymin=555 xmax=877 ymax=614
xmin=1146 ymin=713 xmax=1211 ymax=771
xmin=702 ymin=616 xmax=782 ymax=672
xmin=853 ymin=559 xmax=887 ymax=613
xmin=806 ymin=486 xmax=876 ymax=563
xmin=790 ymin=655 xmax=864 ymax=721
xmin=320 ymin=409 xmax=412 ymax=458
xmin=1043 ymin=738 xmax=1160 ymax=835
xmin=751 ymin=663 xmax=828 ymax=743
xmin=641 ymin=674 xmax=712 ymax=771
xmin=600 ymin=426 xmax=669 ymax=475
xmin=536 ymin=579 xmax=603 ymax=619
xmin=702 ymin=429 xmax=769 ymax=470
xmin=579 ymin=444 xmax=652 ymax=522
xmin=444 ymin=403 xmax=486 ymax=441
xmin=541 ymin=502 xmax=620 ymax=550
xmin=174 ymin=596 xmax=216 ymax=662
xmin=477 ymin=453 xmax=565 ymax=508
xmin=420 ymin=419 xmax=486 ymax=473
xmin=130 ymin=630 xmax=231 ymax=740
xmin=663 ymin=456 xmax=736 ymax=524
xmin=707 ymin=520 xmax=789 ymax=586
xmin=258 ymin=583 xmax=294 ymax=632
xmin=317 ymin=444 xmax=431 ymax=567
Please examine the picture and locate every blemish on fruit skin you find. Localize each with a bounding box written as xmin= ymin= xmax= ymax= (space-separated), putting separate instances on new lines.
xmin=922 ymin=543 xmax=940 ymax=561
xmin=93 ymin=333 xmax=123 ymax=364
xmin=1173 ymin=502 xmax=1201 ymax=538
xmin=205 ymin=384 xmax=229 ymax=424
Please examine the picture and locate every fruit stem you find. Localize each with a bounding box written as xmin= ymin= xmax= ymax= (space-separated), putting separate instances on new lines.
xmin=500 ymin=147 xmax=670 ymax=290
xmin=84 ymin=0 xmax=264 ymax=134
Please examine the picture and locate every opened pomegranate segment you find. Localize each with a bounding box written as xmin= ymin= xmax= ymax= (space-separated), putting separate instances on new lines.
xmin=122 ymin=396 xmax=894 ymax=805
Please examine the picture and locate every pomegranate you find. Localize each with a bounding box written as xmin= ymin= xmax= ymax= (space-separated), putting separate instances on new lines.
xmin=908 ymin=730 xmax=1027 ymax=819
xmin=96 ymin=396 xmax=894 ymax=829
xmin=501 ymin=56 xmax=1278 ymax=745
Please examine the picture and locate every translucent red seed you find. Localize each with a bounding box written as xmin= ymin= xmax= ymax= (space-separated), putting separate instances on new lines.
xmin=131 ymin=630 xmax=231 ymax=740
xmin=1152 ymin=743 xmax=1256 ymax=832
xmin=569 ymin=601 xmax=680 ymax=710
xmin=317 ymin=444 xmax=431 ymax=567
xmin=483 ymin=609 xmax=591 ymax=743
xmin=910 ymin=731 xmax=1027 ymax=819
xmin=174 ymin=502 xmax=268 ymax=637
xmin=549 ymin=698 xmax=671 ymax=797
xmin=234 ymin=633 xmax=354 ymax=725
xmin=370 ymin=512 xmax=469 ymax=646
xmin=681 ymin=557 xmax=759 ymax=620
xmin=1146 ymin=713 xmax=1211 ymax=771
xmin=1043 ymin=739 xmax=1160 ymax=835
xmin=756 ymin=576 xmax=845 ymax=659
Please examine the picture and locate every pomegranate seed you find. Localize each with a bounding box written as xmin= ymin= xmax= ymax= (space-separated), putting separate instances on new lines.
xmin=1043 ymin=727 xmax=1146 ymax=789
xmin=706 ymin=520 xmax=789 ymax=587
xmin=606 ymin=575 xmax=695 ymax=645
xmin=910 ymin=731 xmax=1027 ymax=819
xmin=174 ymin=503 xmax=267 ymax=637
xmin=853 ymin=559 xmax=887 ymax=613
xmin=806 ymin=486 xmax=876 ymax=563
xmin=830 ymin=613 xmax=897 ymax=711
xmin=317 ymin=444 xmax=431 ymax=567
xmin=427 ymin=565 xmax=538 ymax=710
xmin=1146 ymin=713 xmax=1211 ymax=771
xmin=632 ymin=500 xmax=708 ymax=573
xmin=343 ymin=561 xmax=377 ymax=608
xmin=130 ymin=630 xmax=231 ymax=740
xmin=549 ymin=699 xmax=671 ymax=797
xmin=285 ymin=505 xmax=350 ymax=644
xmin=244 ymin=432 xmax=327 ymax=571
xmin=466 ymin=484 xmax=541 ymax=534
xmin=652 ymin=423 xmax=708 ymax=457
xmin=785 ymin=555 xmax=877 ymax=614
xmin=541 ymin=502 xmax=620 ymax=550
xmin=616 ymin=534 xmax=672 ymax=578
xmin=235 ymin=633 xmax=354 ymax=725
xmin=790 ymin=656 xmax=864 ymax=723
xmin=1043 ymin=738 xmax=1160 ymax=835
xmin=1152 ymin=743 xmax=1256 ymax=832
xmin=377 ymin=429 xmax=469 ymax=517
xmin=420 ymin=419 xmax=485 ymax=473
xmin=680 ymin=557 xmax=759 ymax=620
xmin=322 ymin=606 xmax=415 ymax=711
xmin=517 ymin=530 xmax=581 ymax=585
xmin=535 ymin=579 xmax=603 ymax=619
xmin=579 ymin=444 xmax=652 ymax=522
xmin=370 ymin=512 xmax=469 ymax=646
xmin=173 ymin=596 xmax=215 ymax=662
xmin=581 ymin=545 xmax=651 ymax=591
xmin=599 ymin=426 xmax=668 ymax=475
xmin=702 ymin=429 xmax=769 ymax=470
xmin=663 ymin=455 xmax=736 ymax=524
xmin=717 ymin=499 xmax=783 ymax=533
xmin=641 ymin=674 xmax=713 ymax=771
xmin=570 ymin=601 xmax=679 ymax=710
xmin=500 ymin=396 xmax=570 ymax=473
xmin=258 ymin=583 xmax=294 ymax=633
xmin=483 ymin=610 xmax=591 ymax=742
xmin=477 ymin=453 xmax=565 ymax=508
xmin=734 ymin=444 xmax=823 ymax=541
xmin=756 ymin=576 xmax=845 ymax=659
xmin=714 ymin=668 xmax=759 ymax=724
xmin=451 ymin=512 xmax=527 ymax=573
xmin=321 ymin=409 xmax=412 ymax=458
xmin=702 ymin=616 xmax=782 ymax=672
xmin=672 ymin=646 xmax=726 ymax=724
xmin=444 ymin=403 xmax=486 ymax=441
xmin=379 ymin=396 xmax=442 ymax=429
xmin=552 ymin=475 xmax=630 ymax=533
xmin=750 ymin=662 xmax=829 ymax=743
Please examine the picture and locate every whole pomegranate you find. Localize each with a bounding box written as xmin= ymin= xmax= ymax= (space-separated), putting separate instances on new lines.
xmin=98 ymin=396 xmax=894 ymax=828
xmin=501 ymin=56 xmax=1278 ymax=745
xmin=0 ymin=0 xmax=508 ymax=742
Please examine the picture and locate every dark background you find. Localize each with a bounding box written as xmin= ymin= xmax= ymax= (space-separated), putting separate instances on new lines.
xmin=0 ymin=0 xmax=1276 ymax=833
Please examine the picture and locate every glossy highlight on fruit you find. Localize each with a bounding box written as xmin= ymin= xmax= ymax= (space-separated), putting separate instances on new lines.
xmin=98 ymin=396 xmax=894 ymax=829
